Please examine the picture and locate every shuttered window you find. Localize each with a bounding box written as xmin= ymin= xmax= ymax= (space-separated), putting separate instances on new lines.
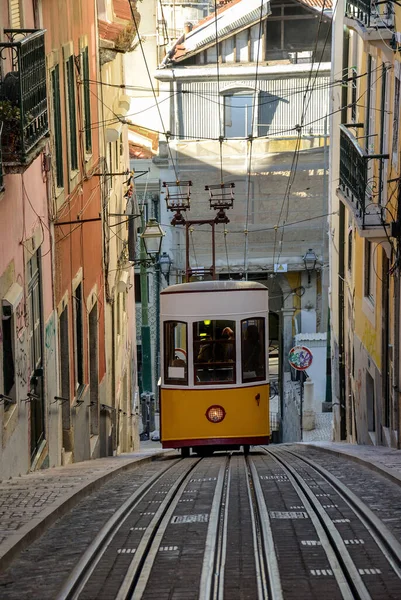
xmin=51 ymin=65 xmax=64 ymax=188
xmin=82 ymin=47 xmax=92 ymax=153
xmin=66 ymin=55 xmax=78 ymax=171
xmin=9 ymin=0 xmax=21 ymax=29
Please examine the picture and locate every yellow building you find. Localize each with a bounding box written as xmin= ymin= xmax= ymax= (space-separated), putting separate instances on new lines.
xmin=331 ymin=0 xmax=400 ymax=445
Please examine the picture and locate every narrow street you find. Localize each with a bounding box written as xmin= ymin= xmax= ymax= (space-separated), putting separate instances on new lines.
xmin=0 ymin=445 xmax=401 ymax=599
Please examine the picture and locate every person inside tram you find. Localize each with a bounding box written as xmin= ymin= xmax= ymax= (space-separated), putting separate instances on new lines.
xmin=197 ymin=334 xmax=213 ymax=363
xmin=221 ymin=327 xmax=235 ymax=362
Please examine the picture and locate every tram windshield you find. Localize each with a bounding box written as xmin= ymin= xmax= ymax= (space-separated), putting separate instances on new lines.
xmin=241 ymin=318 xmax=266 ymax=382
xmin=164 ymin=321 xmax=188 ymax=385
xmin=193 ymin=320 xmax=236 ymax=385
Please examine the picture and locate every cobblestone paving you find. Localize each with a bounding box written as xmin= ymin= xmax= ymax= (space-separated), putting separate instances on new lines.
xmin=0 ymin=448 xmax=172 ymax=552
xmin=289 ymin=445 xmax=401 ymax=546
xmin=0 ymin=456 xmax=177 ymax=600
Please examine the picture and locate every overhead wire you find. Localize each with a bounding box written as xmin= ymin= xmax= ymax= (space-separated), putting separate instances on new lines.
xmin=127 ymin=0 xmax=180 ymax=182
xmin=243 ymin=0 xmax=265 ymax=278
xmin=273 ymin=0 xmax=330 ymax=268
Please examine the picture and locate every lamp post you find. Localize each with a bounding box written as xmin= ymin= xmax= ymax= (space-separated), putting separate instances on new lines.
xmin=139 ymin=216 xmax=164 ymax=438
xmin=303 ymin=248 xmax=317 ymax=284
xmin=159 ymin=251 xmax=172 ymax=285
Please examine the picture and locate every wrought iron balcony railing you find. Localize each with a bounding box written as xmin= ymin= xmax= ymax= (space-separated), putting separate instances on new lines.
xmin=0 ymin=29 xmax=48 ymax=164
xmin=345 ymin=0 xmax=394 ymax=29
xmin=339 ymin=125 xmax=389 ymax=229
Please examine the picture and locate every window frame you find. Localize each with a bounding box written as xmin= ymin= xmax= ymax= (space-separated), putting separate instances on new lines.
xmin=392 ymin=62 xmax=401 ymax=168
xmin=192 ymin=320 xmax=236 ymax=386
xmin=364 ymin=240 xmax=376 ymax=304
xmin=51 ymin=64 xmax=64 ymax=189
xmin=223 ymin=91 xmax=256 ymax=138
xmin=241 ymin=317 xmax=266 ymax=383
xmin=63 ymin=43 xmax=79 ymax=183
xmin=73 ymin=281 xmax=85 ymax=395
xmin=164 ymin=321 xmax=188 ymax=386
xmin=81 ymin=45 xmax=92 ymax=156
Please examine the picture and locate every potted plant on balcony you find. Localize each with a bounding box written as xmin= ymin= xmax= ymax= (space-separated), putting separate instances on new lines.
xmin=0 ymin=99 xmax=22 ymax=158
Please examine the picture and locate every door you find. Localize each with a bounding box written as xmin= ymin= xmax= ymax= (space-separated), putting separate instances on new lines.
xmin=27 ymin=249 xmax=45 ymax=462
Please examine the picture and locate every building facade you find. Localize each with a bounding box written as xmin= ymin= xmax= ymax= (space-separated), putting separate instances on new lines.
xmin=330 ymin=0 xmax=400 ymax=445
xmin=0 ymin=1 xmax=54 ymax=476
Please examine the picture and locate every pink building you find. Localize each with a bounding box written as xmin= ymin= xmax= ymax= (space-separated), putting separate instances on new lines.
xmin=0 ymin=2 xmax=54 ymax=477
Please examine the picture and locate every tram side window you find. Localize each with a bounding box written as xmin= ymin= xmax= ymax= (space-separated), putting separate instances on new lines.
xmin=193 ymin=320 xmax=236 ymax=385
xmin=164 ymin=321 xmax=188 ymax=385
xmin=241 ymin=318 xmax=266 ymax=383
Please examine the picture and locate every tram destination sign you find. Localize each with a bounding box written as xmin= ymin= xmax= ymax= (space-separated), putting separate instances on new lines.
xmin=288 ymin=345 xmax=313 ymax=371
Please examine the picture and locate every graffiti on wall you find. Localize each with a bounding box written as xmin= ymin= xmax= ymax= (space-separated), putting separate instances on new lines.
xmin=45 ymin=315 xmax=56 ymax=366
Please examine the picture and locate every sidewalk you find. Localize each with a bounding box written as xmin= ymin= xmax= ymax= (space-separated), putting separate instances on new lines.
xmin=0 ymin=443 xmax=174 ymax=572
xmin=300 ymin=441 xmax=401 ymax=487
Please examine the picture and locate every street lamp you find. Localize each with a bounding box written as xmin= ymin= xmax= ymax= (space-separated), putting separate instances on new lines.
xmin=303 ymin=248 xmax=317 ymax=284
xmin=141 ymin=218 xmax=165 ymax=256
xmin=139 ymin=216 xmax=165 ymax=439
xmin=159 ymin=251 xmax=172 ymax=285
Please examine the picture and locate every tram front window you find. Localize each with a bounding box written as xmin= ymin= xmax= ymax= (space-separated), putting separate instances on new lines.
xmin=193 ymin=320 xmax=236 ymax=384
xmin=164 ymin=321 xmax=188 ymax=385
xmin=241 ymin=318 xmax=266 ymax=382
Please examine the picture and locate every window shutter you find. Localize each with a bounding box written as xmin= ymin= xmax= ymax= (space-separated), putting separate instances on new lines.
xmin=9 ymin=0 xmax=21 ymax=29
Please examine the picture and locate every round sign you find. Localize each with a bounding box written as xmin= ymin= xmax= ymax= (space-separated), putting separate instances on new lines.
xmin=288 ymin=345 xmax=313 ymax=371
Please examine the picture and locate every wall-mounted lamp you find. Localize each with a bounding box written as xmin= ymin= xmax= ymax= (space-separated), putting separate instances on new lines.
xmin=303 ymin=248 xmax=317 ymax=284
xmin=159 ymin=251 xmax=172 ymax=284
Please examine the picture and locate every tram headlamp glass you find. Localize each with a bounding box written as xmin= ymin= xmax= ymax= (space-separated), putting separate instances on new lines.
xmin=206 ymin=405 xmax=226 ymax=423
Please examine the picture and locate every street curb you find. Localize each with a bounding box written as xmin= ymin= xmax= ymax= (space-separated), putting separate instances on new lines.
xmin=298 ymin=443 xmax=401 ymax=489
xmin=0 ymin=450 xmax=175 ymax=574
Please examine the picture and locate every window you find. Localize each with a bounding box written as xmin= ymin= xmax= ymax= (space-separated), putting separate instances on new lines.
xmin=224 ymin=93 xmax=254 ymax=138
xmin=51 ymin=65 xmax=64 ymax=188
xmin=241 ymin=318 xmax=266 ymax=383
xmin=364 ymin=240 xmax=376 ymax=302
xmin=28 ymin=251 xmax=42 ymax=372
xmin=392 ymin=65 xmax=400 ymax=168
xmin=65 ymin=55 xmax=78 ymax=172
xmin=9 ymin=0 xmax=22 ymax=28
xmin=348 ymin=228 xmax=353 ymax=272
xmin=351 ymin=68 xmax=357 ymax=122
xmin=2 ymin=312 xmax=15 ymax=401
xmin=193 ymin=320 xmax=236 ymax=385
xmin=164 ymin=321 xmax=188 ymax=385
xmin=73 ymin=282 xmax=84 ymax=392
xmin=81 ymin=46 xmax=92 ymax=154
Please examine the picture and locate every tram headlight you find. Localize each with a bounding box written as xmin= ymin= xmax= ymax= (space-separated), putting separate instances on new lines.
xmin=206 ymin=405 xmax=226 ymax=423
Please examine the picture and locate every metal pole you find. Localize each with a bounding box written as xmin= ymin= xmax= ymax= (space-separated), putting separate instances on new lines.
xmin=212 ymin=221 xmax=216 ymax=279
xmin=300 ymin=374 xmax=304 ymax=442
xmin=186 ymin=222 xmax=190 ymax=281
xmin=140 ymin=212 xmax=152 ymax=397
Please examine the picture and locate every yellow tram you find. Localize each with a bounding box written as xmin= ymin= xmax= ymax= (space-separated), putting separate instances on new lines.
xmin=160 ymin=280 xmax=270 ymax=456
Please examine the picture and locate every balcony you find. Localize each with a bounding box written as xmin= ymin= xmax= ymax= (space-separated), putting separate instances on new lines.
xmin=0 ymin=29 xmax=48 ymax=166
xmin=338 ymin=125 xmax=389 ymax=233
xmin=345 ymin=0 xmax=394 ymax=38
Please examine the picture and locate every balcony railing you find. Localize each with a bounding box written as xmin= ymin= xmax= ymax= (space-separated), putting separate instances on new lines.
xmin=339 ymin=125 xmax=389 ymax=229
xmin=0 ymin=29 xmax=48 ymax=164
xmin=345 ymin=0 xmax=394 ymax=29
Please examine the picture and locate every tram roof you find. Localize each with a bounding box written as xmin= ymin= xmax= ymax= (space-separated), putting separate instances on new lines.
xmin=160 ymin=280 xmax=268 ymax=295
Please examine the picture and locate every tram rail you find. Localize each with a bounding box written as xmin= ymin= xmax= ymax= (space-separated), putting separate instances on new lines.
xmin=261 ymin=446 xmax=401 ymax=600
xmin=56 ymin=457 xmax=196 ymax=600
